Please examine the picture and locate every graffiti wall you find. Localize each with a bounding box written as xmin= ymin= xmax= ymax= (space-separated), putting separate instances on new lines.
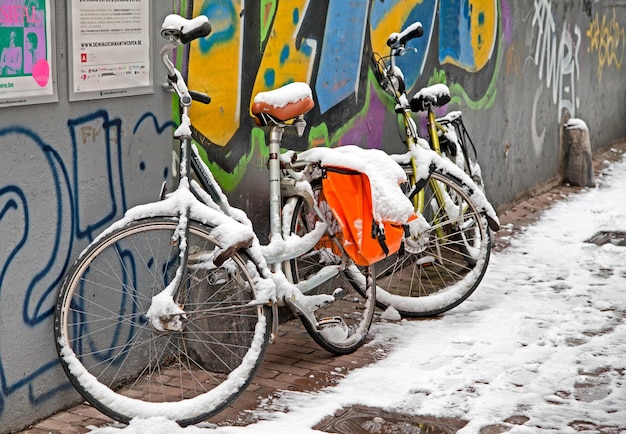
xmin=0 ymin=1 xmax=624 ymax=431
xmin=184 ymin=0 xmax=625 ymax=224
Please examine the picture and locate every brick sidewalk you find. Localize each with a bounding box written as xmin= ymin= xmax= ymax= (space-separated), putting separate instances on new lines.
xmin=18 ymin=142 xmax=626 ymax=434
xmin=20 ymin=319 xmax=387 ymax=434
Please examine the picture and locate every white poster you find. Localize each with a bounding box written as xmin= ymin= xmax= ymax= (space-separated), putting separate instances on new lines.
xmin=69 ymin=0 xmax=152 ymax=100
xmin=0 ymin=0 xmax=57 ymax=107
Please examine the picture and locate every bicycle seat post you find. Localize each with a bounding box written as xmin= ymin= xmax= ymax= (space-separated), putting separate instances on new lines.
xmin=250 ymin=82 xmax=314 ymax=272
xmin=267 ymin=123 xmax=285 ymax=267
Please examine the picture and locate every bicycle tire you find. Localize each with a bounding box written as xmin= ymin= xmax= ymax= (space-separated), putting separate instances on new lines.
xmin=285 ymin=180 xmax=376 ymax=355
xmin=375 ymin=169 xmax=491 ymax=317
xmin=54 ymin=217 xmax=272 ymax=426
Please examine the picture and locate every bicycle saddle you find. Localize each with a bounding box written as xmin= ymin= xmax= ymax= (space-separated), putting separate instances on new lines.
xmin=251 ymin=82 xmax=314 ymax=126
xmin=410 ymin=83 xmax=451 ymax=112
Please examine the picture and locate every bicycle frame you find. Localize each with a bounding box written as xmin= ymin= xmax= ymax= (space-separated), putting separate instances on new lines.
xmin=161 ymin=50 xmax=358 ymax=338
xmin=190 ymin=129 xmax=347 ymax=283
xmin=382 ymin=54 xmax=457 ymax=242
xmin=398 ymin=107 xmax=457 ymax=242
xmin=374 ymin=30 xmax=501 ymax=240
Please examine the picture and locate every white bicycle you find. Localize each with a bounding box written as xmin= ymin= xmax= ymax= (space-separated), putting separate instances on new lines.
xmin=53 ymin=14 xmax=384 ymax=426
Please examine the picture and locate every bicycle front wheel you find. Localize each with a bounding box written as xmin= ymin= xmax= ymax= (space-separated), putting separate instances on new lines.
xmin=285 ymin=180 xmax=376 ymax=355
xmin=375 ymin=170 xmax=491 ymax=317
xmin=54 ymin=217 xmax=272 ymax=426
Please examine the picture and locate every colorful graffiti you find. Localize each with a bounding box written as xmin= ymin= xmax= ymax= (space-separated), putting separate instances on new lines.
xmin=438 ymin=0 xmax=498 ymax=72
xmin=586 ymin=9 xmax=625 ymax=79
xmin=252 ymin=0 xmax=316 ymax=102
xmin=0 ymin=111 xmax=173 ymax=421
xmin=3 ymin=1 xmax=625 ymax=428
xmin=185 ymin=0 xmax=505 ymax=190
xmin=187 ymin=0 xmax=243 ymax=147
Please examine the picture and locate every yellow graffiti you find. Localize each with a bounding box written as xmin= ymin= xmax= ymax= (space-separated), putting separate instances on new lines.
xmin=470 ymin=0 xmax=498 ymax=72
xmin=250 ymin=0 xmax=315 ymax=103
xmin=439 ymin=0 xmax=498 ymax=72
xmin=188 ymin=1 xmax=243 ymax=147
xmin=586 ymin=9 xmax=625 ymax=79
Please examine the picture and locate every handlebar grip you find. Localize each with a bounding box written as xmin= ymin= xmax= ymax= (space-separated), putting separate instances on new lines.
xmin=386 ymin=21 xmax=423 ymax=48
xmin=180 ymin=20 xmax=212 ymax=44
xmin=190 ymin=90 xmax=211 ymax=105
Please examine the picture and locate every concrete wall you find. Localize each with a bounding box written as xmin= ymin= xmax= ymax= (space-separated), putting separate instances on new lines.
xmin=0 ymin=0 xmax=624 ymax=431
xmin=0 ymin=2 xmax=177 ymax=432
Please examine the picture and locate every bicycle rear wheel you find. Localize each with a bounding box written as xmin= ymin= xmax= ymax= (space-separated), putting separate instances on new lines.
xmin=375 ymin=170 xmax=490 ymax=317
xmin=54 ymin=217 xmax=272 ymax=426
xmin=285 ymin=180 xmax=376 ymax=355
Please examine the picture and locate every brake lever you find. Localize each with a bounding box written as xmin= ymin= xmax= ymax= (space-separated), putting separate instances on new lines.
xmin=393 ymin=46 xmax=418 ymax=58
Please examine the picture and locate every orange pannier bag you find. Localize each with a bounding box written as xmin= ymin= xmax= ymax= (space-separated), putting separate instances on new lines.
xmin=322 ymin=166 xmax=414 ymax=266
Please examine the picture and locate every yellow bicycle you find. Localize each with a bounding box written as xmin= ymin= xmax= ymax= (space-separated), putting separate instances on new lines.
xmin=370 ymin=22 xmax=500 ymax=317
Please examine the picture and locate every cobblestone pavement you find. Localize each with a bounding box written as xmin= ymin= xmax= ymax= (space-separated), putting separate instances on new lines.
xmin=17 ymin=142 xmax=626 ymax=434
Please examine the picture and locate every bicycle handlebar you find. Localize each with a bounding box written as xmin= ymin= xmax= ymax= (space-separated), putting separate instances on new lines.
xmin=181 ymin=20 xmax=212 ymax=44
xmin=161 ymin=14 xmax=212 ymax=44
xmin=386 ymin=21 xmax=423 ymax=48
xmin=160 ymin=14 xmax=212 ymax=107
xmin=372 ymin=21 xmax=425 ymax=102
xmin=189 ymin=90 xmax=211 ymax=105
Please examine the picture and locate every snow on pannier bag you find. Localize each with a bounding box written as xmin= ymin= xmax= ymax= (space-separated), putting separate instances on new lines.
xmin=297 ymin=145 xmax=420 ymax=267
xmin=321 ymin=165 xmax=415 ymax=266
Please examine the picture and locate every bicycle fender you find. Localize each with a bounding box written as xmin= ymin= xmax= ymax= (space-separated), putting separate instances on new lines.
xmin=281 ymin=178 xmax=315 ymax=211
xmin=433 ymin=163 xmax=500 ymax=231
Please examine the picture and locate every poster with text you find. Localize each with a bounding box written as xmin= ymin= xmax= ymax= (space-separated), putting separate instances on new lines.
xmin=0 ymin=0 xmax=57 ymax=107
xmin=69 ymin=0 xmax=152 ymax=100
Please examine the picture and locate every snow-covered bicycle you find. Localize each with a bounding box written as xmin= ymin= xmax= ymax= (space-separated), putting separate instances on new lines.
xmin=52 ymin=14 xmax=403 ymax=426
xmin=370 ymin=23 xmax=500 ymax=317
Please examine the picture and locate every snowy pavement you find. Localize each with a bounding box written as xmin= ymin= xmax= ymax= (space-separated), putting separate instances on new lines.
xmin=90 ymin=150 xmax=626 ymax=434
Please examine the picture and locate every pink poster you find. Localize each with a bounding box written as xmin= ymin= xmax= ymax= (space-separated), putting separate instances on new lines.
xmin=0 ymin=0 xmax=56 ymax=107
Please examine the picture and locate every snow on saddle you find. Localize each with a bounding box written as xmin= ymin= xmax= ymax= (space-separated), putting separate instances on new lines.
xmin=410 ymin=83 xmax=451 ymax=112
xmin=251 ymin=82 xmax=315 ymax=126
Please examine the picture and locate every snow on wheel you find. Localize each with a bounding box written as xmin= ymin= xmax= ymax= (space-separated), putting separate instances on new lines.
xmin=54 ymin=218 xmax=272 ymax=426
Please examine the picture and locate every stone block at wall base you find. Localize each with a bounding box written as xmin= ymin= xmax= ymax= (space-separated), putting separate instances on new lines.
xmin=564 ymin=118 xmax=595 ymax=188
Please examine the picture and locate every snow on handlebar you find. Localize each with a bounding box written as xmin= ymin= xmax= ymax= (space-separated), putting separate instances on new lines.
xmin=386 ymin=21 xmax=423 ymax=48
xmin=161 ymin=14 xmax=212 ymax=44
xmin=160 ymin=15 xmax=212 ymax=106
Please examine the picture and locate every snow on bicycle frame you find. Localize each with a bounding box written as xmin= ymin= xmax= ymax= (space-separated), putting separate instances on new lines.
xmin=121 ymin=14 xmax=278 ymax=331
